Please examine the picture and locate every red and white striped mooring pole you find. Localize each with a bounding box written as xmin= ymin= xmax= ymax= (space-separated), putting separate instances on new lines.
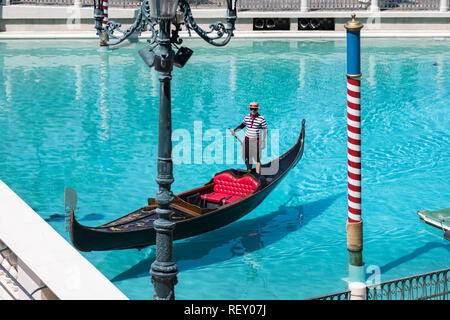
xmin=345 ymin=14 xmax=364 ymax=268
xmin=100 ymin=0 xmax=110 ymax=46
xmin=347 ymin=76 xmax=362 ymax=225
xmin=102 ymin=0 xmax=109 ymax=27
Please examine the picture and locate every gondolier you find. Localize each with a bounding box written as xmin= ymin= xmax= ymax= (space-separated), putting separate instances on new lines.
xmin=230 ymin=102 xmax=268 ymax=174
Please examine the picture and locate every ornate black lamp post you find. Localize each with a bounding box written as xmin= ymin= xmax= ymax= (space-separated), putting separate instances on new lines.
xmin=93 ymin=0 xmax=237 ymax=300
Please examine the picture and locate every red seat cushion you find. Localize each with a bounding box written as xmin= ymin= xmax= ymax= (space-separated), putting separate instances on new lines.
xmin=222 ymin=195 xmax=243 ymax=204
xmin=201 ymin=192 xmax=230 ymax=203
xmin=201 ymin=173 xmax=259 ymax=204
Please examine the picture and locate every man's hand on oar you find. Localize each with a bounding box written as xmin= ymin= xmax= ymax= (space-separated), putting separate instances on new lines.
xmin=228 ymin=128 xmax=243 ymax=146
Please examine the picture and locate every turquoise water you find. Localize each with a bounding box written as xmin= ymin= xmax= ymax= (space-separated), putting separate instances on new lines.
xmin=0 ymin=38 xmax=449 ymax=299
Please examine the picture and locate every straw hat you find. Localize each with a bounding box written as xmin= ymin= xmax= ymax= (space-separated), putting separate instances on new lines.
xmin=249 ymin=102 xmax=259 ymax=109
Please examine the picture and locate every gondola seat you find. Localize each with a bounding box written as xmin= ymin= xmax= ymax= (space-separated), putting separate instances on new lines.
xmin=201 ymin=172 xmax=260 ymax=205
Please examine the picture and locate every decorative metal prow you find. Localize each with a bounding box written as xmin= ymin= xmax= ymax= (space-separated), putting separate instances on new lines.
xmin=64 ymin=187 xmax=78 ymax=232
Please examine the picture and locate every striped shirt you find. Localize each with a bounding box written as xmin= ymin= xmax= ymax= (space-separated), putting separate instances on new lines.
xmin=241 ymin=114 xmax=267 ymax=140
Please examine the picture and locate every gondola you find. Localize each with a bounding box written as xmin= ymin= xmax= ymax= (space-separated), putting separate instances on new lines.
xmin=417 ymin=208 xmax=450 ymax=241
xmin=70 ymin=119 xmax=305 ymax=252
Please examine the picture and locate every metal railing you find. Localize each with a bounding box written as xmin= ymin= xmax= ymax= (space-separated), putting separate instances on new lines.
xmin=367 ymin=268 xmax=449 ymax=300
xmin=238 ymin=0 xmax=443 ymax=10
xmin=0 ymin=244 xmax=35 ymax=300
xmin=309 ymin=268 xmax=450 ymax=300
xmin=9 ymin=0 xmax=142 ymax=6
xmin=308 ymin=0 xmax=364 ymax=10
xmin=380 ymin=0 xmax=440 ymax=10
xmin=308 ymin=290 xmax=351 ymax=300
xmin=7 ymin=0 xmax=221 ymax=7
xmin=239 ymin=0 xmax=302 ymax=10
xmin=0 ymin=262 xmax=35 ymax=300
xmin=4 ymin=0 xmax=448 ymax=10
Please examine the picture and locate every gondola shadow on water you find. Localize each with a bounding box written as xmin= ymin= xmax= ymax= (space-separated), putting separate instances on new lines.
xmin=379 ymin=241 xmax=450 ymax=275
xmin=110 ymin=193 xmax=343 ymax=283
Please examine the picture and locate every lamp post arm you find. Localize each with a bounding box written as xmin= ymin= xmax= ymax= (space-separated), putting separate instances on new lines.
xmin=179 ymin=0 xmax=236 ymax=47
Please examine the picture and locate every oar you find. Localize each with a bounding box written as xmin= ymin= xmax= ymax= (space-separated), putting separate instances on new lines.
xmin=228 ymin=128 xmax=243 ymax=147
xmin=228 ymin=128 xmax=245 ymax=162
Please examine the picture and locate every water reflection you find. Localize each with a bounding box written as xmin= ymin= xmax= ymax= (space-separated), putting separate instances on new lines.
xmin=435 ymin=55 xmax=445 ymax=98
xmin=98 ymin=50 xmax=110 ymax=142
xmin=298 ymin=58 xmax=305 ymax=94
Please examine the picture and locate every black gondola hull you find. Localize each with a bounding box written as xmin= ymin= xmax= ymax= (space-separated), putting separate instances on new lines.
xmin=72 ymin=183 xmax=277 ymax=251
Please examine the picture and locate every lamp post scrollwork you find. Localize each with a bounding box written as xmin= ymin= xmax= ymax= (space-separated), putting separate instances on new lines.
xmin=92 ymin=0 xmax=238 ymax=300
xmin=94 ymin=0 xmax=237 ymax=47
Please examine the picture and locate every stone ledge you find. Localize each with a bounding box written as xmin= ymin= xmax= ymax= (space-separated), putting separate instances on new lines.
xmin=0 ymin=180 xmax=128 ymax=300
xmin=1 ymin=7 xmax=449 ymax=32
xmin=1 ymin=6 xmax=450 ymax=19
xmin=1 ymin=30 xmax=450 ymax=39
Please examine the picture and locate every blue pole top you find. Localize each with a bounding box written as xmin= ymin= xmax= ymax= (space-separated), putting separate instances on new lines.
xmin=345 ymin=14 xmax=363 ymax=77
xmin=344 ymin=13 xmax=364 ymax=33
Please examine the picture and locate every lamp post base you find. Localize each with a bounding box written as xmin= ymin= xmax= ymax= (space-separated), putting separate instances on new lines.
xmin=150 ymin=260 xmax=178 ymax=300
xmin=150 ymin=206 xmax=178 ymax=299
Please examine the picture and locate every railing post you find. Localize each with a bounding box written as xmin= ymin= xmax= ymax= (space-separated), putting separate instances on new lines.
xmin=349 ymin=282 xmax=367 ymax=300
xmin=300 ymin=0 xmax=308 ymax=12
xmin=440 ymin=0 xmax=449 ymax=11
